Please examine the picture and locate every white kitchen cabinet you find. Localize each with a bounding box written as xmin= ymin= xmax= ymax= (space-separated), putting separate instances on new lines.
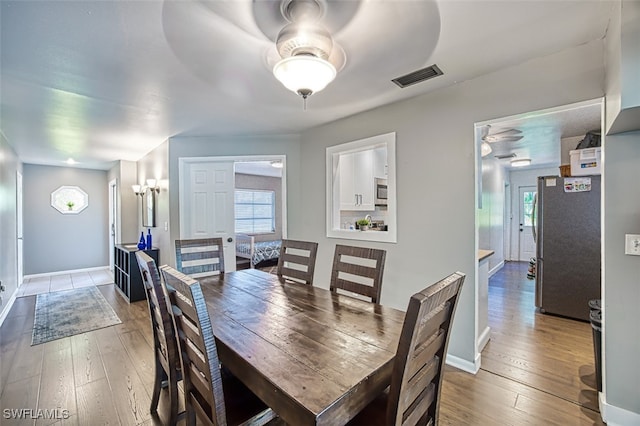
xmin=339 ymin=149 xmax=374 ymax=211
xmin=373 ymin=146 xmax=388 ymax=177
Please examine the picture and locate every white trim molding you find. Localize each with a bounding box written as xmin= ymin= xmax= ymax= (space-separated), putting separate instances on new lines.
xmin=0 ymin=290 xmax=18 ymax=327
xmin=489 ymin=261 xmax=505 ymax=277
xmin=599 ymin=392 xmax=640 ymax=426
xmin=446 ymin=352 xmax=481 ymax=375
xmin=23 ymin=265 xmax=110 ymax=280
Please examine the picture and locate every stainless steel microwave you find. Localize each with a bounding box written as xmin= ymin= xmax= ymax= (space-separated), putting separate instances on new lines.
xmin=375 ymin=178 xmax=388 ymax=205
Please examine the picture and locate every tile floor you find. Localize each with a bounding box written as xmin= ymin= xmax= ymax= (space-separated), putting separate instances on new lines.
xmin=16 ymin=268 xmax=114 ymax=297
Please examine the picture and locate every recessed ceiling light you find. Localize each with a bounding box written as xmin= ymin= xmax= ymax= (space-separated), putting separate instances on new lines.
xmin=66 ymin=158 xmax=76 ymax=165
xmin=271 ymin=160 xmax=283 ymax=169
xmin=511 ymin=158 xmax=531 ymax=167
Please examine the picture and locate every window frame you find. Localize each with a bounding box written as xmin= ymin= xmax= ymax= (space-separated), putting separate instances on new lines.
xmin=234 ymin=188 xmax=276 ymax=235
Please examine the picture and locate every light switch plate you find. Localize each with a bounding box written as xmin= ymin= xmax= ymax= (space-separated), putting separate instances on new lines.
xmin=625 ymin=234 xmax=640 ymax=255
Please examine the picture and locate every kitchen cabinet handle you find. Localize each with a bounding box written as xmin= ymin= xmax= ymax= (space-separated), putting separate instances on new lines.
xmin=355 ymin=194 xmax=359 ymax=206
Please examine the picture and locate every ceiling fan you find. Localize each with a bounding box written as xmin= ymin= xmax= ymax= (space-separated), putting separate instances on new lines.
xmin=481 ymin=125 xmax=523 ymax=143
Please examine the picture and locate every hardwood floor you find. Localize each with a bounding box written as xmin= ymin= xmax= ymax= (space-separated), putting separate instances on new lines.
xmin=0 ymin=262 xmax=604 ymax=425
xmin=438 ymin=261 xmax=604 ymax=425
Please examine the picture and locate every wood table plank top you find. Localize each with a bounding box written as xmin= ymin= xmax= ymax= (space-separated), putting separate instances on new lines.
xmin=199 ymin=269 xmax=405 ymax=426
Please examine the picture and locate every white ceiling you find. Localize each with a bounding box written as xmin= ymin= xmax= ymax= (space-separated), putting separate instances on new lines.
xmin=0 ymin=0 xmax=614 ymax=170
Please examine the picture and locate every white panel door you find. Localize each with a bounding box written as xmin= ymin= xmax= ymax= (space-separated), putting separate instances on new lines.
xmin=518 ymin=186 xmax=537 ymax=261
xmin=183 ymin=161 xmax=236 ymax=272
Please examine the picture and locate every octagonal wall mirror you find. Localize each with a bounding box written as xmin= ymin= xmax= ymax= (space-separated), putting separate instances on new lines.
xmin=326 ymin=132 xmax=397 ymax=243
xmin=51 ymin=186 xmax=89 ymax=214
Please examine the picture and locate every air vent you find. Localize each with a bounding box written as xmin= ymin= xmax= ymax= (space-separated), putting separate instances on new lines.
xmin=391 ymin=64 xmax=443 ymax=88
xmin=495 ymin=153 xmax=517 ymax=160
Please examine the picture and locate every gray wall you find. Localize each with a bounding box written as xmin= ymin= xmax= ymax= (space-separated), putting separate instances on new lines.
xmin=235 ymin=173 xmax=283 ymax=242
xmin=166 ymin=134 xmax=301 ymax=267
xmin=602 ymin=130 xmax=640 ymax=415
xmin=295 ymin=40 xmax=604 ymax=367
xmin=23 ymin=164 xmax=109 ymax=274
xmin=136 ymin=141 xmax=170 ymax=266
xmin=0 ymin=134 xmax=22 ymax=316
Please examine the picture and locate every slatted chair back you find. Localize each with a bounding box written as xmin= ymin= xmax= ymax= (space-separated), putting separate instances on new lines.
xmin=386 ymin=272 xmax=465 ymax=426
xmin=160 ymin=265 xmax=227 ymax=425
xmin=135 ymin=251 xmax=181 ymax=424
xmin=175 ymin=238 xmax=225 ymax=279
xmin=329 ymin=244 xmax=387 ymax=303
xmin=276 ymin=239 xmax=319 ymax=285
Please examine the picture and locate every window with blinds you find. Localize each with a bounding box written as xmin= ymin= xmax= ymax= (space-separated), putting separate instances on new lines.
xmin=235 ymin=189 xmax=275 ymax=234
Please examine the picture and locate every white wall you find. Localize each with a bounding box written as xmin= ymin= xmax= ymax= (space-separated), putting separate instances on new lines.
xmin=602 ymin=130 xmax=640 ymax=418
xmin=479 ymin=158 xmax=507 ymax=272
xmin=0 ymin=134 xmax=22 ymax=318
xmin=296 ymin=40 xmax=605 ymax=369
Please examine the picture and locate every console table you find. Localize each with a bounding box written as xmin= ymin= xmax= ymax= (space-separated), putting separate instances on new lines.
xmin=113 ymin=244 xmax=159 ymax=302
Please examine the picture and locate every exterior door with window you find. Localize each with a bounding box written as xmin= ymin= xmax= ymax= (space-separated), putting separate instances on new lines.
xmin=180 ymin=160 xmax=236 ymax=272
xmin=518 ymin=186 xmax=536 ymax=261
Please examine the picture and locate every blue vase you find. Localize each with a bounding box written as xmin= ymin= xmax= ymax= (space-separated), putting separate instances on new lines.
xmin=137 ymin=232 xmax=146 ymax=250
xmin=146 ymin=229 xmax=152 ymax=250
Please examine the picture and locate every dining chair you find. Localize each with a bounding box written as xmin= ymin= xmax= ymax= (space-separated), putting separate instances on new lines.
xmin=276 ymin=239 xmax=319 ymax=285
xmin=329 ymin=244 xmax=387 ymax=303
xmin=159 ymin=265 xmax=277 ymax=426
xmin=135 ymin=251 xmax=183 ymax=425
xmin=175 ymin=238 xmax=225 ymax=279
xmin=349 ymin=272 xmax=466 ymax=426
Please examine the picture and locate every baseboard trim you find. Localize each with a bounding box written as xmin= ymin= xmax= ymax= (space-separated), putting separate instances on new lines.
xmin=446 ymin=353 xmax=480 ymax=374
xmin=0 ymin=289 xmax=18 ymax=327
xmin=599 ymin=392 xmax=640 ymax=425
xmin=489 ymin=261 xmax=505 ymax=278
xmin=24 ymin=266 xmax=110 ymax=280
xmin=477 ymin=326 xmax=491 ymax=352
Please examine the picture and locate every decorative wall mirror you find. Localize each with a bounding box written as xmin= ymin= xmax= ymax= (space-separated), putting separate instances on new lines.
xmin=326 ymin=132 xmax=397 ymax=243
xmin=51 ymin=185 xmax=89 ymax=214
xmin=142 ymin=189 xmax=156 ymax=227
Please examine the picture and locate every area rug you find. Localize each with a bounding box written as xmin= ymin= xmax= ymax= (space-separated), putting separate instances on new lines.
xmin=32 ymin=286 xmax=122 ymax=346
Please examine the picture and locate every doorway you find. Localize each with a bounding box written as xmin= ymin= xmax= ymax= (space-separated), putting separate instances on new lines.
xmin=16 ymin=171 xmax=23 ymax=287
xmin=179 ymin=155 xmax=287 ymax=273
xmin=518 ymin=185 xmax=536 ymax=261
xmin=108 ymin=179 xmax=118 ymax=272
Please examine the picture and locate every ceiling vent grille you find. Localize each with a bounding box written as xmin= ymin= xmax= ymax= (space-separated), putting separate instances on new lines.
xmin=391 ymin=64 xmax=443 ymax=88
xmin=495 ymin=153 xmax=517 ymax=160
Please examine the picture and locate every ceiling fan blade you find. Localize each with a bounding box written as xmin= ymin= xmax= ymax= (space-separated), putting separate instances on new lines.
xmin=491 ymin=128 xmax=522 ymax=136
xmin=483 ymin=135 xmax=524 ymax=143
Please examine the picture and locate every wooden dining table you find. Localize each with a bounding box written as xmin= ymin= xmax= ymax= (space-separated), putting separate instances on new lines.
xmin=198 ymin=268 xmax=406 ymax=426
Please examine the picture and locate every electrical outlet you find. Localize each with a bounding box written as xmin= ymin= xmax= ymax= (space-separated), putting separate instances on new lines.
xmin=625 ymin=234 xmax=640 ymax=256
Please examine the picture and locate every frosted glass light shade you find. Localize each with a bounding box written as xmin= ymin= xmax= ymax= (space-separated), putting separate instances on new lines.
xmin=273 ymin=56 xmax=336 ymax=96
xmin=481 ymin=142 xmax=492 ymax=157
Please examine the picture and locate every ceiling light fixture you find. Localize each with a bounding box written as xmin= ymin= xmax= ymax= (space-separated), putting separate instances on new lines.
xmin=481 ymin=142 xmax=492 ymax=157
xmin=511 ymin=158 xmax=531 ymax=167
xmin=66 ymin=158 xmax=76 ymax=165
xmin=272 ymin=0 xmax=339 ymax=108
xmin=270 ymin=160 xmax=284 ymax=169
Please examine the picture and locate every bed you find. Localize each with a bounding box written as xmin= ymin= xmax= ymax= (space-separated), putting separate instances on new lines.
xmin=235 ymin=234 xmax=281 ymax=268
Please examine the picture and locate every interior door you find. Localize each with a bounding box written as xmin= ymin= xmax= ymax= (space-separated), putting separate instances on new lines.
xmin=16 ymin=171 xmax=23 ymax=287
xmin=181 ymin=161 xmax=236 ymax=272
xmin=518 ymin=186 xmax=536 ymax=261
xmin=108 ymin=179 xmax=118 ymax=272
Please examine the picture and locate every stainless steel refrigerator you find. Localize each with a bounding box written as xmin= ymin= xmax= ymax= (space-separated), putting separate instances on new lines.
xmin=535 ymin=175 xmax=601 ymax=321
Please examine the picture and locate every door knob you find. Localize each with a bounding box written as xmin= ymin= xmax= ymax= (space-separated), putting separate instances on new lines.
xmin=227 ymin=237 xmax=233 ymax=242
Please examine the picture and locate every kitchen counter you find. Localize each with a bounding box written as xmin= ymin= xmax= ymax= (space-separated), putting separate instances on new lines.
xmin=478 ymin=249 xmax=495 ymax=262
